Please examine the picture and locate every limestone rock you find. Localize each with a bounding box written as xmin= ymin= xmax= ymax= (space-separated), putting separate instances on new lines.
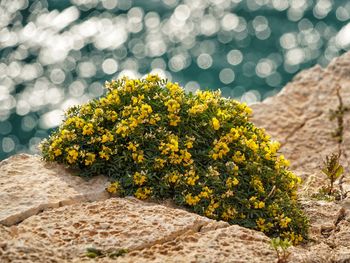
xmin=300 ymin=200 xmax=344 ymax=241
xmin=289 ymin=243 xmax=333 ymax=263
xmin=251 ymin=53 xmax=350 ymax=174
xmin=114 ymin=225 xmax=276 ymax=263
xmin=0 ymin=154 xmax=109 ymax=226
xmin=287 ymin=202 xmax=350 ymax=263
xmin=0 ymin=197 xmax=223 ymax=262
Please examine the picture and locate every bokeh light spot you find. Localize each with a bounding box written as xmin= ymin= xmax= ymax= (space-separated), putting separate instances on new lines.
xmin=227 ymin=49 xmax=243 ymax=66
xmin=102 ymin=58 xmax=119 ymax=75
xmin=197 ymin=54 xmax=213 ymax=69
xmin=2 ymin=137 xmax=15 ymax=153
xmin=219 ymin=68 xmax=235 ymax=84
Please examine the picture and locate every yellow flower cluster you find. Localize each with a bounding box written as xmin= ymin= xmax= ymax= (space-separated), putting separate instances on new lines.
xmin=106 ymin=181 xmax=120 ymax=194
xmin=159 ymin=134 xmax=193 ymax=166
xmin=221 ymin=207 xmax=237 ymax=221
xmin=250 ymin=176 xmax=265 ymax=193
xmin=211 ymin=140 xmax=230 ymax=160
xmin=185 ymin=193 xmax=200 ymax=206
xmin=134 ymin=187 xmax=152 ymax=200
xmin=165 ymin=171 xmax=180 ymax=184
xmin=184 ymin=168 xmax=199 ymax=186
xmin=66 ymin=148 xmax=79 ymax=164
xmin=188 ymin=103 xmax=208 ymax=115
xmin=40 ymin=74 xmax=308 ymax=244
xmin=133 ymin=171 xmax=147 ymax=186
xmin=249 ymin=196 xmax=265 ymax=209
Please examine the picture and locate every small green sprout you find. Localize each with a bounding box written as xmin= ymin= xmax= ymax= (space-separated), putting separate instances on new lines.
xmin=85 ymin=247 xmax=128 ymax=259
xmin=86 ymin=247 xmax=103 ymax=258
xmin=321 ymin=153 xmax=344 ymax=195
xmin=270 ymin=237 xmax=292 ymax=263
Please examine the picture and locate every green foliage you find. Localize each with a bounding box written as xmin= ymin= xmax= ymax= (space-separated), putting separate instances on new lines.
xmin=321 ymin=153 xmax=344 ymax=195
xmin=270 ymin=237 xmax=292 ymax=263
xmin=85 ymin=248 xmax=103 ymax=258
xmin=85 ymin=247 xmax=128 ymax=259
xmin=40 ymin=75 xmax=308 ymax=243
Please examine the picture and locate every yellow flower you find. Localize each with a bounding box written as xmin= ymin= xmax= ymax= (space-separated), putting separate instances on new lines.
xmin=185 ymin=193 xmax=200 ymax=206
xmin=127 ymin=142 xmax=139 ymax=152
xmin=134 ymin=187 xmax=152 ymax=200
xmin=232 ymin=151 xmax=246 ymax=163
xmin=185 ymin=141 xmax=193 ymax=149
xmin=106 ymin=110 xmax=118 ymax=122
xmin=146 ymin=74 xmax=160 ymax=83
xmin=116 ymin=120 xmax=129 ymax=137
xmin=61 ymin=129 xmax=77 ymax=141
xmin=159 ymin=135 xmax=179 ymax=155
xmin=166 ymin=171 xmax=180 ymax=184
xmin=256 ymin=218 xmax=267 ymax=232
xmin=154 ymin=157 xmax=166 ymax=169
xmin=82 ymin=123 xmax=94 ymax=135
xmin=132 ymin=151 xmax=144 ymax=163
xmin=217 ymin=109 xmax=231 ymax=120
xmin=133 ymin=171 xmax=147 ymax=186
xmin=105 ymin=92 xmax=120 ymax=105
xmin=205 ymin=199 xmax=220 ymax=217
xmin=226 ymin=177 xmax=239 ymax=188
xmin=185 ymin=136 xmax=195 ymax=148
xmin=140 ymin=103 xmax=153 ymax=118
xmin=99 ymin=145 xmax=112 ymax=160
xmin=287 ymin=232 xmax=303 ymax=244
xmin=123 ymin=79 xmax=136 ymax=94
xmin=211 ymin=140 xmax=230 ymax=160
xmin=280 ymin=216 xmax=292 ymax=228
xmin=168 ymin=114 xmax=181 ymax=126
xmin=221 ymin=207 xmax=237 ymax=221
xmin=149 ymin=114 xmax=161 ymax=125
xmin=185 ymin=168 xmax=199 ymax=186
xmin=53 ymin=148 xmax=62 ymax=156
xmin=212 ymin=117 xmax=220 ymax=130
xmin=94 ymin=108 xmax=104 ymax=116
xmin=165 ymin=82 xmax=184 ymax=97
xmin=250 ymin=176 xmax=265 ymax=193
xmin=106 ymin=181 xmax=120 ymax=194
xmin=246 ymin=139 xmax=258 ymax=153
xmin=275 ymin=155 xmax=290 ymax=169
xmin=101 ymin=133 xmax=114 ymax=143
xmin=164 ymin=99 xmax=181 ymax=113
xmin=128 ymin=116 xmax=139 ymax=128
xmin=254 ymin=201 xmax=265 ymax=209
xmin=84 ymin=153 xmax=96 ymax=166
xmin=66 ymin=148 xmax=79 ymax=164
xmin=188 ymin=104 xmax=208 ymax=115
xmin=198 ymin=186 xmax=213 ymax=199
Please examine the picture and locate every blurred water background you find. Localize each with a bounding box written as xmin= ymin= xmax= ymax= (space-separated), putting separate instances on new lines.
xmin=0 ymin=0 xmax=350 ymax=160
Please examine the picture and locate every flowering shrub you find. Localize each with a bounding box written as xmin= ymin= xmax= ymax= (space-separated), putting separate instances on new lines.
xmin=41 ymin=75 xmax=308 ymax=243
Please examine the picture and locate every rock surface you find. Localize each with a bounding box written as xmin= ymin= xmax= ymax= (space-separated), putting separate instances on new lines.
xmin=0 ymin=154 xmax=109 ymax=226
xmin=251 ymin=60 xmax=339 ymax=174
xmin=1 ymin=52 xmax=350 ymax=262
xmin=114 ymin=225 xmax=276 ymax=263
xmin=1 ymin=197 xmax=224 ymax=262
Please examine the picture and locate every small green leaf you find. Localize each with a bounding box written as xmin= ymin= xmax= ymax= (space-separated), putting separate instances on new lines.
xmin=86 ymin=247 xmax=103 ymax=258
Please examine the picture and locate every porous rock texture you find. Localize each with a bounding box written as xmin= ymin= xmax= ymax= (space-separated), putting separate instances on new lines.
xmin=1 ymin=51 xmax=350 ymax=262
xmin=0 ymin=154 xmax=109 ymax=226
